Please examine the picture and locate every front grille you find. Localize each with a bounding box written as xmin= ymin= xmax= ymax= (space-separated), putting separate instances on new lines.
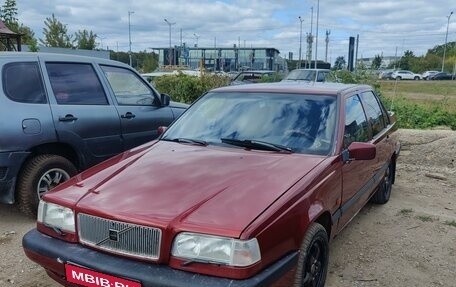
xmin=0 ymin=167 xmax=7 ymax=180
xmin=77 ymin=213 xmax=161 ymax=260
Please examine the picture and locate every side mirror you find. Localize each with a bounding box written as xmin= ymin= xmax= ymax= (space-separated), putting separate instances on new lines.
xmin=157 ymin=126 xmax=168 ymax=135
xmin=160 ymin=93 xmax=171 ymax=107
xmin=342 ymin=142 xmax=376 ymax=163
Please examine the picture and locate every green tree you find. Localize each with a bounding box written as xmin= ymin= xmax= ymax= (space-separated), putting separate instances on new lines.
xmin=74 ymin=29 xmax=97 ymax=50
xmin=371 ymin=54 xmax=383 ymax=69
xmin=333 ymin=56 xmax=346 ymax=70
xmin=397 ymin=50 xmax=417 ymax=71
xmin=1 ymin=0 xmax=18 ymax=26
xmin=40 ymin=14 xmax=73 ymax=48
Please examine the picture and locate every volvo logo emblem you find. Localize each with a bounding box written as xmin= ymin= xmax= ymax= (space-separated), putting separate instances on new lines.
xmin=109 ymin=229 xmax=119 ymax=242
xmin=95 ymin=226 xmax=134 ymax=246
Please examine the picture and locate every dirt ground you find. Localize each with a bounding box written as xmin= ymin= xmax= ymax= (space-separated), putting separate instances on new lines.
xmin=0 ymin=129 xmax=455 ymax=287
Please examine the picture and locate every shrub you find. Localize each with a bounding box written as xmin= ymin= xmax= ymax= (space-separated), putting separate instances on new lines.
xmin=154 ymin=73 xmax=231 ymax=104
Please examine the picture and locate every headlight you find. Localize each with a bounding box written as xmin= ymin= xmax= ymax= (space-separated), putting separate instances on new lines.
xmin=171 ymin=232 xmax=261 ymax=267
xmin=37 ymin=200 xmax=75 ymax=233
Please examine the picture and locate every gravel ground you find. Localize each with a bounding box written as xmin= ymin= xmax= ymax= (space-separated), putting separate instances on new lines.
xmin=1 ymin=129 xmax=455 ymax=287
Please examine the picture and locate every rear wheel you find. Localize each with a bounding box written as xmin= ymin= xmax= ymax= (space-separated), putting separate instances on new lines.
xmin=370 ymin=161 xmax=394 ymax=204
xmin=396 ymin=76 xmax=402 ymax=80
xmin=17 ymin=154 xmax=77 ymax=217
xmin=294 ymin=223 xmax=329 ymax=287
xmin=414 ymin=76 xmax=420 ymax=80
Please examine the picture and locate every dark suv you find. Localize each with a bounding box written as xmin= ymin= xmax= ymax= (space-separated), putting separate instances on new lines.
xmin=0 ymin=52 xmax=187 ymax=216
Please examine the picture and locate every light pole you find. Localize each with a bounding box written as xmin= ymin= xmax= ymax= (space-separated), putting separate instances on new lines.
xmin=96 ymin=35 xmax=105 ymax=50
xmin=298 ymin=16 xmax=304 ymax=69
xmin=193 ymin=33 xmax=200 ymax=47
xmin=128 ymin=11 xmax=134 ymax=66
xmin=164 ymin=19 xmax=176 ymax=65
xmin=442 ymin=11 xmax=453 ymax=72
xmin=314 ymin=0 xmax=320 ymax=69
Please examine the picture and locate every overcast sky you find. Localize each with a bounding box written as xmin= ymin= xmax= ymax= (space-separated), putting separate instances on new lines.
xmin=16 ymin=0 xmax=456 ymax=64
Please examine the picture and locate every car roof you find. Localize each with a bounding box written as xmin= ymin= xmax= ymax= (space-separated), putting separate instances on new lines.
xmin=211 ymin=81 xmax=371 ymax=96
xmin=0 ymin=52 xmax=129 ymax=67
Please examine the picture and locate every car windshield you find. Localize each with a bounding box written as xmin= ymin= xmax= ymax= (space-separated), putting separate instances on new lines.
xmin=162 ymin=92 xmax=337 ymax=155
xmin=285 ymin=70 xmax=316 ymax=81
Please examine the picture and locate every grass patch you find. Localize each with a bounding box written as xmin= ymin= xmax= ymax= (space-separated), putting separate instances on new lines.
xmin=378 ymin=80 xmax=456 ymax=130
xmin=397 ymin=208 xmax=414 ymax=216
xmin=444 ymin=220 xmax=456 ymax=227
xmin=380 ymin=80 xmax=456 ymax=97
xmin=415 ymin=215 xmax=435 ymax=222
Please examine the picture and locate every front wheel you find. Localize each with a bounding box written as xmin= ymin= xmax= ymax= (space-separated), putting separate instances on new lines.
xmin=294 ymin=223 xmax=329 ymax=287
xmin=17 ymin=154 xmax=77 ymax=217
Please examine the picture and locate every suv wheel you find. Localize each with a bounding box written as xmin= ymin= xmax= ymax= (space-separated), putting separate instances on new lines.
xmin=17 ymin=154 xmax=77 ymax=217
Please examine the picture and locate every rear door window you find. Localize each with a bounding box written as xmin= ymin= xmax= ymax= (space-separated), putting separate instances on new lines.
xmin=2 ymin=62 xmax=47 ymax=104
xmin=360 ymin=91 xmax=387 ymax=137
xmin=46 ymin=62 xmax=108 ymax=105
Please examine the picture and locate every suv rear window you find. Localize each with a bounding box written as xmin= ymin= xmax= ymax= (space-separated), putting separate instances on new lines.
xmin=2 ymin=62 xmax=47 ymax=104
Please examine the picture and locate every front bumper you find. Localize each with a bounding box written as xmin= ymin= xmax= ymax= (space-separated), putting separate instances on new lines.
xmin=23 ymin=229 xmax=298 ymax=287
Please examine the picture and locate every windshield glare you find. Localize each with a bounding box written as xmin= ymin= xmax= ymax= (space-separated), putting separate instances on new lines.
xmin=162 ymin=92 xmax=337 ymax=155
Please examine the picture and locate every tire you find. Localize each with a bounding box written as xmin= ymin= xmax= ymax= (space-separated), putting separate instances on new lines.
xmin=414 ymin=76 xmax=419 ymax=80
xmin=396 ymin=76 xmax=402 ymax=80
xmin=17 ymin=154 xmax=77 ymax=217
xmin=294 ymin=223 xmax=329 ymax=287
xmin=370 ymin=161 xmax=394 ymax=204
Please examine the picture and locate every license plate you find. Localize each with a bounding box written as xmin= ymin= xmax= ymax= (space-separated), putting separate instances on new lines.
xmin=65 ymin=263 xmax=141 ymax=287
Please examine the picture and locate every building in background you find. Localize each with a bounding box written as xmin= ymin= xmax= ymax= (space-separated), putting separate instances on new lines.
xmin=154 ymin=46 xmax=287 ymax=72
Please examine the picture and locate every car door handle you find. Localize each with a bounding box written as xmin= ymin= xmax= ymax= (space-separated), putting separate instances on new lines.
xmin=121 ymin=112 xmax=136 ymax=119
xmin=59 ymin=114 xmax=78 ymax=122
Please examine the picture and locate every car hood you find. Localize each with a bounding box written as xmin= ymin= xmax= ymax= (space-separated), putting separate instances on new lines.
xmin=46 ymin=141 xmax=325 ymax=238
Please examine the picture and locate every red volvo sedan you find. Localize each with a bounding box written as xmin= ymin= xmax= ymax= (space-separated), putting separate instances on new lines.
xmin=23 ymin=82 xmax=400 ymax=287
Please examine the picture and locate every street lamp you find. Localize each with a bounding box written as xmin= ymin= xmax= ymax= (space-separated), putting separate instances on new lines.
xmin=193 ymin=33 xmax=200 ymax=47
xmin=96 ymin=35 xmax=106 ymax=50
xmin=128 ymin=11 xmax=134 ymax=66
xmin=442 ymin=11 xmax=453 ymax=72
xmin=298 ymin=16 xmax=304 ymax=69
xmin=164 ymin=19 xmax=176 ymax=65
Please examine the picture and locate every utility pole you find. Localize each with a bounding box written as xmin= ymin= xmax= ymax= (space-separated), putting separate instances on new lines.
xmin=442 ymin=11 xmax=453 ymax=72
xmin=314 ymin=0 xmax=320 ymax=69
xmin=164 ymin=19 xmax=176 ymax=65
xmin=298 ymin=16 xmax=304 ymax=69
xmin=355 ymin=34 xmax=359 ymax=70
xmin=128 ymin=11 xmax=134 ymax=66
xmin=325 ymin=30 xmax=330 ymax=63
xmin=307 ymin=6 xmax=314 ymax=68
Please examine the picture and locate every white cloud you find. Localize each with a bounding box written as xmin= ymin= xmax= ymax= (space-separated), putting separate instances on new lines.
xmin=14 ymin=0 xmax=456 ymax=65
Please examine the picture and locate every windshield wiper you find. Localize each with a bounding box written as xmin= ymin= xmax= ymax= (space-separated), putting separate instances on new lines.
xmin=220 ymin=138 xmax=294 ymax=153
xmin=163 ymin=137 xmax=208 ymax=146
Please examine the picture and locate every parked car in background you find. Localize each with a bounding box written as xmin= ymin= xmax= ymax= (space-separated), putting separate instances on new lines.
xmin=230 ymin=70 xmax=277 ymax=85
xmin=428 ymin=72 xmax=455 ymax=80
xmin=391 ymin=70 xmax=422 ymax=80
xmin=421 ymin=70 xmax=440 ymax=80
xmin=282 ymin=68 xmax=331 ymax=82
xmin=378 ymin=70 xmax=395 ymax=80
xmin=0 ymin=52 xmax=187 ymax=216
xmin=24 ymin=82 xmax=400 ymax=287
